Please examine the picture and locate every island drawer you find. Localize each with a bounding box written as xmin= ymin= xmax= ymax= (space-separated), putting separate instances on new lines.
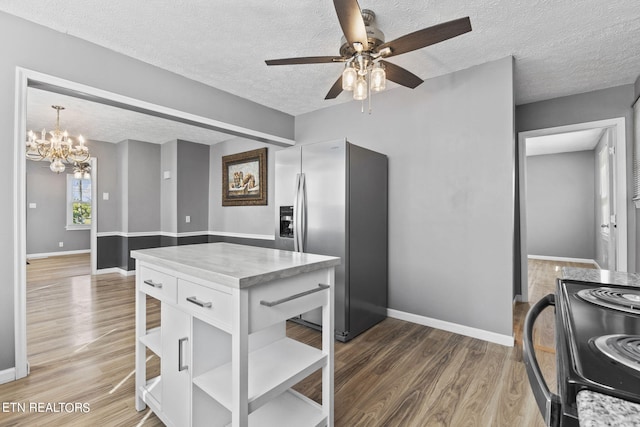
xmin=248 ymin=269 xmax=330 ymax=333
xmin=139 ymin=265 xmax=177 ymax=303
xmin=177 ymin=279 xmax=232 ymax=326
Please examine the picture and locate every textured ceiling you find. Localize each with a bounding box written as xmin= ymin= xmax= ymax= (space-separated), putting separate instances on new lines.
xmin=3 ymin=0 xmax=640 ymax=143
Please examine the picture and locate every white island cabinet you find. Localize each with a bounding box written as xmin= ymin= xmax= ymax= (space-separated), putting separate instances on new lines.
xmin=132 ymin=243 xmax=339 ymax=427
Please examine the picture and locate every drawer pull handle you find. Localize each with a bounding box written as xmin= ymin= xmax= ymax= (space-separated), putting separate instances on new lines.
xmin=260 ymin=284 xmax=330 ymax=307
xmin=178 ymin=337 xmax=188 ymax=372
xmin=144 ymin=279 xmax=162 ymax=288
xmin=186 ymin=296 xmax=212 ymax=308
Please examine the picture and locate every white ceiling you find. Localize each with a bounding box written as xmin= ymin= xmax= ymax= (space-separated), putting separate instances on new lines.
xmin=526 ymin=128 xmax=605 ymax=156
xmin=3 ymin=0 xmax=640 ymax=144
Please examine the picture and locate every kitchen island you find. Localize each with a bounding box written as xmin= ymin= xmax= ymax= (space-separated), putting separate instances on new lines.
xmin=132 ymin=243 xmax=340 ymax=427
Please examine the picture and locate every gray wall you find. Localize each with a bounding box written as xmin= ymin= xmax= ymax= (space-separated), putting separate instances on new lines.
xmin=161 ymin=140 xmax=178 ymax=233
xmin=177 ymin=140 xmax=210 ymax=233
xmin=26 ymin=161 xmax=90 ymax=254
xmin=118 ymin=141 xmax=129 ymax=233
xmin=516 ymin=85 xmax=636 ymax=275
xmin=209 ymin=138 xmax=279 ymax=236
xmin=295 ymin=57 xmax=515 ymax=337
xmin=2 ymin=11 xmax=293 ymax=371
xmin=91 ymin=139 xmax=121 ymax=233
xmin=126 ymin=140 xmax=161 ymax=232
xmin=526 ymin=150 xmax=595 ymax=259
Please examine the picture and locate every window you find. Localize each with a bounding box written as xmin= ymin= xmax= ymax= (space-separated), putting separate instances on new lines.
xmin=66 ymin=175 xmax=92 ymax=230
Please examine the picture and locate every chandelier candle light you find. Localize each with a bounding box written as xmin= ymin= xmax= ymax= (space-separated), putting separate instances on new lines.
xmin=26 ymin=105 xmax=90 ymax=174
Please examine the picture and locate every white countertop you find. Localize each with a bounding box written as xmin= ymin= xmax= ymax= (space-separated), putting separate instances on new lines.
xmin=131 ymin=242 xmax=341 ymax=288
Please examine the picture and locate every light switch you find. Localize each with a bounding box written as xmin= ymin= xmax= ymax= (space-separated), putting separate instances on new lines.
xmin=185 ymin=216 xmax=191 ymax=223
xmin=163 ymin=171 xmax=171 ymax=180
xmin=28 ymin=203 xmax=36 ymax=209
xmin=103 ymin=192 xmax=110 ymax=200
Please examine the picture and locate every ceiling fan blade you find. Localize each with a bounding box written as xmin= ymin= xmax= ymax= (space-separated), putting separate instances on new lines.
xmin=378 ymin=17 xmax=471 ymax=58
xmin=333 ymin=0 xmax=369 ymax=50
xmin=380 ymin=61 xmax=423 ymax=89
xmin=325 ymin=75 xmax=343 ymax=99
xmin=265 ymin=56 xmax=344 ymax=66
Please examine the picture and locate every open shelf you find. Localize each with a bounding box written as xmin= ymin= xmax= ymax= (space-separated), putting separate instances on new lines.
xmin=139 ymin=376 xmax=162 ymax=410
xmin=193 ymin=337 xmax=326 ymax=413
xmin=139 ymin=327 xmax=161 ymax=356
xmin=224 ymin=389 xmax=326 ymax=427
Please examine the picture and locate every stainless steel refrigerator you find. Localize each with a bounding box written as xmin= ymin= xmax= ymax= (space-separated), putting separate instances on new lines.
xmin=275 ymin=138 xmax=388 ymax=342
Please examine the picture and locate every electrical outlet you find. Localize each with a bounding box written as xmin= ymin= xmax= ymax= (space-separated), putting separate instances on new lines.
xmin=185 ymin=216 xmax=191 ymax=223
xmin=58 ymin=242 xmax=64 ymax=248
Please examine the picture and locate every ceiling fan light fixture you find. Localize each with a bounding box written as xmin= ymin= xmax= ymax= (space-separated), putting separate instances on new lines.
xmin=264 ymin=3 xmax=470 ymax=112
xmin=353 ymin=75 xmax=368 ymax=100
xmin=73 ymin=161 xmax=91 ymax=179
xmin=342 ymin=64 xmax=357 ymax=91
xmin=370 ymin=63 xmax=386 ymax=92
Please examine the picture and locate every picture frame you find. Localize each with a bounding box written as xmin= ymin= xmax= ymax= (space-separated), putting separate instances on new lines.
xmin=222 ymin=147 xmax=267 ymax=206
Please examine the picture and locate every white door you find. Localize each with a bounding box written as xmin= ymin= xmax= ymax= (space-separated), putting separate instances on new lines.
xmin=597 ymin=135 xmax=616 ymax=270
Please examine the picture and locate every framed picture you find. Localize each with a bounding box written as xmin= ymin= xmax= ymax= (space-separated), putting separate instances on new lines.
xmin=222 ymin=148 xmax=267 ymax=206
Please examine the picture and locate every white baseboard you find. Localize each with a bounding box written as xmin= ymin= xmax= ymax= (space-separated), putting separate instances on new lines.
xmin=387 ymin=308 xmax=514 ymax=347
xmin=27 ymin=249 xmax=91 ymax=259
xmin=0 ymin=367 xmax=16 ymax=384
xmin=95 ymin=267 xmax=135 ymax=277
xmin=528 ymin=254 xmax=599 ymax=267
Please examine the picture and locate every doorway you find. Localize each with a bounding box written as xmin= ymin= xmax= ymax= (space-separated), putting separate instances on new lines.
xmin=25 ymin=153 xmax=98 ymax=273
xmin=13 ymin=68 xmax=293 ymax=380
xmin=517 ymin=118 xmax=627 ymax=302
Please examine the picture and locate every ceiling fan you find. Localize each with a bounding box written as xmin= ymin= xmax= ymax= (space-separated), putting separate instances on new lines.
xmin=265 ymin=0 xmax=472 ymax=102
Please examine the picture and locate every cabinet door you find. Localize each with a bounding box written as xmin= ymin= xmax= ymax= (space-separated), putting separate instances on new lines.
xmin=162 ymin=303 xmax=191 ymax=427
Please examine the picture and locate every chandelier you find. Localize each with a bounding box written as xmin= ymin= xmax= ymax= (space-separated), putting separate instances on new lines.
xmin=26 ymin=105 xmax=90 ymax=174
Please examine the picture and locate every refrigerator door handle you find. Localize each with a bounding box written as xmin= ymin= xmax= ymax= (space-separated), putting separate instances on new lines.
xmin=293 ymin=173 xmax=301 ymax=252
xmin=299 ymin=173 xmax=307 ymax=253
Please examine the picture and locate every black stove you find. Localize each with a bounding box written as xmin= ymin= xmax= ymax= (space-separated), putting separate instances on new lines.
xmin=524 ymin=279 xmax=640 ymax=427
xmin=593 ymin=334 xmax=640 ymax=373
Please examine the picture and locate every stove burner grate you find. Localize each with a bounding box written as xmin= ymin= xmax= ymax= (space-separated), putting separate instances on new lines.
xmin=593 ymin=334 xmax=640 ymax=373
xmin=577 ymin=288 xmax=640 ymax=314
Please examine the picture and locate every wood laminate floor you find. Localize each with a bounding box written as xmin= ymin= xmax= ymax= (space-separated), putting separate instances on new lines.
xmin=0 ymin=254 xmax=588 ymax=426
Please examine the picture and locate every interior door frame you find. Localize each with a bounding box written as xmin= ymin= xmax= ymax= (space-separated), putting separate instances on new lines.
xmin=13 ymin=67 xmax=294 ymax=381
xmin=517 ymin=117 xmax=627 ymax=302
